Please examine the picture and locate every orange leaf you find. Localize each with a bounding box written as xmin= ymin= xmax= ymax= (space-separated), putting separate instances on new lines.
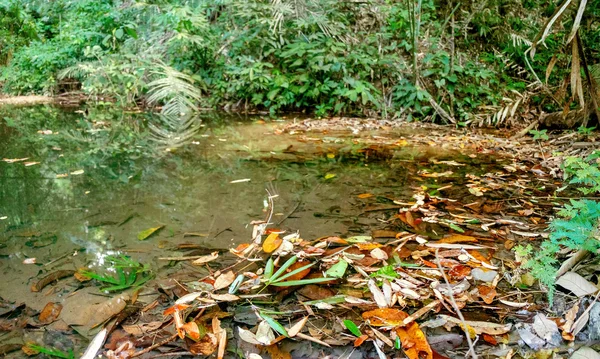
xmin=355 ymin=243 xmax=383 ymax=251
xmin=482 ymin=333 xmax=498 ymax=345
xmin=189 ymin=333 xmax=218 ymax=356
xmin=468 ymin=250 xmax=491 ymax=264
xmin=163 ymin=304 xmax=190 ymax=316
xmin=448 ymin=265 xmax=471 ymax=280
xmin=263 ymin=233 xmax=283 ymax=253
xmin=396 ymin=322 xmax=433 ymax=359
xmin=439 ymin=235 xmax=478 ymax=244
xmin=285 ymin=261 xmax=311 ymax=281
xmin=354 ymin=334 xmax=369 ymax=347
xmin=39 ymin=302 xmax=62 ymax=324
xmin=265 ymin=343 xmax=292 ymax=359
xmin=182 ymin=321 xmax=201 ymax=341
xmin=231 ymin=243 xmax=251 ymax=257
xmin=358 ymin=193 xmax=374 ymax=199
xmin=478 ymin=285 xmax=497 ymax=304
xmin=362 ymin=308 xmax=409 ymax=326
xmin=420 ymin=259 xmax=438 ymax=269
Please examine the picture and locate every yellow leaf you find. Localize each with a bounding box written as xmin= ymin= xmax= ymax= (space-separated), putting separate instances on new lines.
xmin=262 ymin=233 xmax=283 ymax=253
xmin=324 ymin=173 xmax=336 ymax=180
xmin=396 ymin=322 xmax=433 ymax=359
xmin=137 ymin=225 xmax=164 ymax=240
xmin=362 ymin=308 xmax=408 ymax=326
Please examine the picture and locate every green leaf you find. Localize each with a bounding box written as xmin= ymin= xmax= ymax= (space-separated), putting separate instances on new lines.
xmin=270 ymin=277 xmax=335 ymax=286
xmin=264 ymin=257 xmax=274 ymax=280
xmin=345 ymin=236 xmax=372 ymax=243
xmin=137 ymin=225 xmax=164 ymax=240
xmin=272 ymin=262 xmax=315 ymax=283
xmin=343 ymin=320 xmax=362 ymax=337
xmin=260 ymin=313 xmax=288 ymax=337
xmin=115 ymin=28 xmax=124 ymax=40
xmin=325 ymin=259 xmax=348 ymax=278
xmin=269 ymin=256 xmax=298 ymax=283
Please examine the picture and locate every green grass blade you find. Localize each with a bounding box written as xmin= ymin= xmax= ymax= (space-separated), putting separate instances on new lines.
xmin=260 ymin=313 xmax=288 ymax=337
xmin=269 ymin=256 xmax=298 ymax=283
xmin=272 ymin=262 xmax=314 ymax=283
xmin=270 ymin=277 xmax=335 ymax=287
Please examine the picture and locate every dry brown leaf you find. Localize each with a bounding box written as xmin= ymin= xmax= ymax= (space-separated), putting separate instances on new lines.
xmin=211 ymin=293 xmax=240 ymax=302
xmin=439 ymin=235 xmax=478 ymax=244
xmin=478 ymin=285 xmax=497 ymax=305
xmin=181 ymin=321 xmax=201 ymax=341
xmin=263 ymin=233 xmax=283 ymax=253
xmin=448 ymin=265 xmax=471 ymax=280
xmin=189 ymin=333 xmax=217 ymax=356
xmin=213 ymin=271 xmax=235 ymax=291
xmin=192 ymin=252 xmax=219 ymax=265
xmin=38 ymin=302 xmax=62 ymax=324
xmin=288 ymin=317 xmax=308 ymax=337
xmin=362 ymin=308 xmax=408 ymax=326
xmin=396 ymin=322 xmax=433 ymax=359
xmin=370 ymin=248 xmax=388 ymax=260
xmin=265 ymin=344 xmax=291 ymax=359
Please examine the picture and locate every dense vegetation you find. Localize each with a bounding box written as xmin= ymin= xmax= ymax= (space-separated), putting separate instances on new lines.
xmin=1 ymin=0 xmax=599 ymax=122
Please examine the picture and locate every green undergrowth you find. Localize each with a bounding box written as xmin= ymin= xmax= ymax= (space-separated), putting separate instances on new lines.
xmin=516 ymin=150 xmax=600 ymax=301
xmin=2 ymin=0 xmax=593 ymax=121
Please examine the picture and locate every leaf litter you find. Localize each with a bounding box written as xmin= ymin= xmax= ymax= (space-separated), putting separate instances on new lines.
xmin=8 ymin=122 xmax=600 ymax=359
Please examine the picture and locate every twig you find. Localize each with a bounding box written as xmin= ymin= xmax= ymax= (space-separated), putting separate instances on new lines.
xmin=130 ymin=333 xmax=179 ymax=358
xmin=435 ymin=249 xmax=478 ymax=359
xmin=276 ymin=201 xmax=301 ymax=226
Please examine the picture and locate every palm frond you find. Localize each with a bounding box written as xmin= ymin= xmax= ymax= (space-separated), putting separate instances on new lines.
xmin=146 ymin=65 xmax=202 ymax=116
xmin=149 ymin=113 xmax=202 ymax=150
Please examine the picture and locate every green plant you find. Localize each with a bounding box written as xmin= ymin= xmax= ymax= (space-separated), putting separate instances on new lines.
xmin=516 ymin=150 xmax=600 ymax=301
xmin=82 ymin=254 xmax=153 ymax=292
xmin=262 ymin=256 xmax=333 ymax=289
xmin=23 ymin=343 xmax=74 ymax=359
xmin=529 ymin=129 xmax=549 ymax=140
xmin=577 ymin=126 xmax=596 ymax=136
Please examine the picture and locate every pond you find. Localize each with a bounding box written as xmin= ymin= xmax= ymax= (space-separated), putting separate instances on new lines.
xmin=0 ymin=105 xmax=558 ymax=357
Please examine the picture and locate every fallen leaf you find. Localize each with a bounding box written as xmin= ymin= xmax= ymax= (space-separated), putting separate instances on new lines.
xmin=263 ymin=233 xmax=283 ymax=253
xmin=326 ymin=259 xmax=348 ymax=278
xmin=439 ymin=235 xmax=478 ymax=244
xmin=214 ymin=271 xmax=236 ymax=291
xmin=482 ymin=333 xmax=497 ymax=345
xmin=39 ymin=302 xmax=62 ymax=324
xmin=192 ymin=252 xmax=219 ymax=265
xmin=438 ymin=315 xmax=512 ymax=335
xmin=556 ymin=272 xmax=598 ymax=297
xmin=571 ymin=347 xmax=600 ymax=359
xmin=396 ymin=322 xmax=433 ymax=359
xmin=137 ymin=225 xmax=164 ymax=240
xmin=370 ymin=248 xmax=388 ymax=260
xmin=182 ymin=321 xmax=201 ymax=340
xmin=354 ymin=334 xmax=369 ymax=347
xmin=343 ymin=320 xmax=362 ymax=337
xmin=355 ymin=243 xmax=383 ymax=250
xmin=265 ymin=344 xmax=291 ymax=359
xmin=448 ymin=265 xmax=471 ymax=280
xmin=362 ymin=308 xmax=408 ymax=326
xmin=358 ymin=193 xmax=374 ymax=199
xmin=284 ymin=261 xmax=311 ymax=282
xmin=288 ymin=317 xmax=308 ymax=337
xmin=367 ymin=280 xmax=388 ymax=308
xmin=478 ymin=285 xmax=497 ymax=304
xmin=211 ymin=293 xmax=239 ymax=302
xmin=189 ymin=332 xmax=217 ymax=355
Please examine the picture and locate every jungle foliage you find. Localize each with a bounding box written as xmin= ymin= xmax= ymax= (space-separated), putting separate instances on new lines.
xmin=1 ymin=0 xmax=599 ymax=122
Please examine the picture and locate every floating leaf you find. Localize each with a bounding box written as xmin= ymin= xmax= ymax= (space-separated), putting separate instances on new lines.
xmin=343 ymin=320 xmax=362 ymax=337
xmin=137 ymin=225 xmax=164 ymax=240
xmin=39 ymin=302 xmax=62 ymax=324
xmin=358 ymin=193 xmax=374 ymax=199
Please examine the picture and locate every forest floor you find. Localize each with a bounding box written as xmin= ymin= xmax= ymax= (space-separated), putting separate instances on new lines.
xmin=2 ymin=115 xmax=600 ymax=359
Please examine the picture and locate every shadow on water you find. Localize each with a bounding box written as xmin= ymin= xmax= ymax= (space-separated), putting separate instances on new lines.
xmin=0 ymin=105 xmax=511 ymax=309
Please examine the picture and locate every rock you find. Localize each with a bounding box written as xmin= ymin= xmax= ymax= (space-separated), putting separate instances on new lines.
xmin=516 ymin=323 xmax=546 ymax=350
xmin=471 ymin=268 xmax=498 ymax=283
xmin=587 ymin=303 xmax=600 ymax=341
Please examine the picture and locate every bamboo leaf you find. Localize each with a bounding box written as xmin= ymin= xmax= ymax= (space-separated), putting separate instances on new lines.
xmin=270 ymin=277 xmax=335 ymax=287
xmin=343 ymin=320 xmax=362 ymax=337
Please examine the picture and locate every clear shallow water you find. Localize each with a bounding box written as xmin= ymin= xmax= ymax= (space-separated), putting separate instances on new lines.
xmin=0 ymin=105 xmax=510 ymax=309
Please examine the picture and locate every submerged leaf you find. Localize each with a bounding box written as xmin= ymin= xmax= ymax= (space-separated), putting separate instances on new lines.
xmin=137 ymin=225 xmax=164 ymax=240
